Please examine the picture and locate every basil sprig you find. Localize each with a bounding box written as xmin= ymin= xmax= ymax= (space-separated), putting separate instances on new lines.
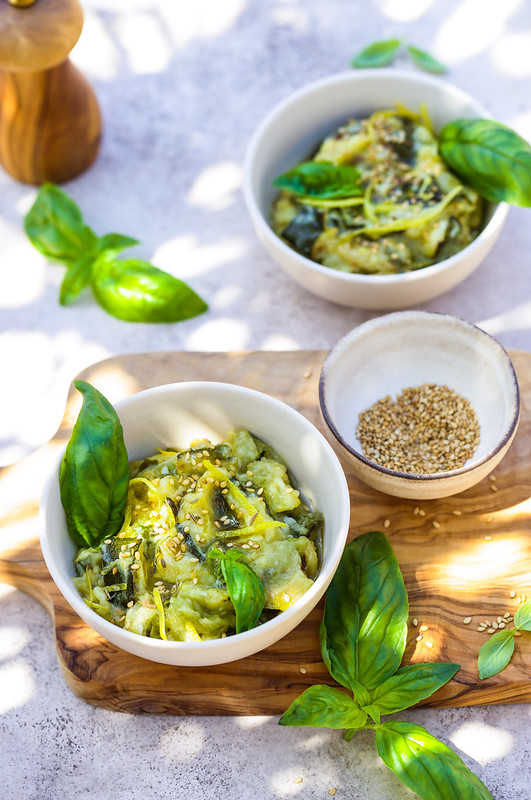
xmin=273 ymin=162 xmax=363 ymax=200
xmin=60 ymin=380 xmax=129 ymax=548
xmin=208 ymin=547 xmax=266 ymax=633
xmin=24 ymin=183 xmax=208 ymax=323
xmin=351 ymin=39 xmax=446 ymax=73
xmin=439 ymin=119 xmax=531 ymax=207
xmin=478 ymin=599 xmax=531 ymax=679
xmin=280 ymin=531 xmax=493 ymax=800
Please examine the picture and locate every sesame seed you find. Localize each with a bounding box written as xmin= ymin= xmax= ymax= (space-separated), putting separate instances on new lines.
xmin=384 ymin=519 xmax=391 ymax=528
xmin=432 ymin=521 xmax=440 ymax=529
xmin=419 ymin=624 xmax=429 ymax=632
xmin=452 ymin=510 xmax=462 ymax=516
xmin=293 ymin=777 xmax=303 ymax=784
xmin=510 ymin=590 xmax=517 ymax=598
xmin=463 ymin=617 xmax=472 ymax=624
xmin=425 ymin=641 xmax=433 ymax=648
xmin=412 ymin=618 xmax=418 ymax=627
xmin=487 ymin=628 xmax=496 ymax=633
xmin=299 ymin=667 xmax=307 ymax=674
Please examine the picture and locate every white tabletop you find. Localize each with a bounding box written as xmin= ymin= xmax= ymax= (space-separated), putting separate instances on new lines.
xmin=1 ymin=2 xmax=531 ymax=798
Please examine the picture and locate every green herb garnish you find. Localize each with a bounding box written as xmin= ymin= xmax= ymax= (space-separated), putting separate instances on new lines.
xmin=208 ymin=547 xmax=266 ymax=633
xmin=439 ymin=118 xmax=531 ymax=207
xmin=350 ymin=39 xmax=402 ymax=69
xmin=273 ymin=162 xmax=363 ymax=200
xmin=351 ymin=39 xmax=446 ymax=73
xmin=60 ymin=380 xmax=129 ymax=548
xmin=24 ymin=183 xmax=208 ymax=323
xmin=478 ymin=599 xmax=531 ymax=679
xmin=406 ymin=45 xmax=447 ymax=74
xmin=280 ymin=531 xmax=493 ymax=800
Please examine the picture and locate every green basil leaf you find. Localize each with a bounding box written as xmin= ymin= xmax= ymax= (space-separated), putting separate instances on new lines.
xmin=369 ymin=662 xmax=460 ymax=715
xmin=208 ymin=549 xmax=265 ymax=634
xmin=91 ymin=258 xmax=208 ymax=323
xmin=478 ymin=629 xmax=516 ymax=679
xmin=439 ymin=118 xmax=531 ymax=206
xmin=59 ymin=380 xmax=129 ymax=548
xmin=351 ymin=39 xmax=402 ymax=69
xmin=24 ymin=183 xmax=98 ymax=264
xmin=361 ymin=703 xmax=381 ymax=725
xmin=273 ymin=162 xmax=363 ymax=199
xmin=407 ymin=45 xmax=447 ymax=74
xmin=279 ymin=685 xmax=368 ymax=730
xmin=59 ymin=255 xmax=95 ymax=305
xmin=376 ymin=721 xmax=493 ymax=800
xmin=320 ymin=531 xmax=408 ymax=693
xmin=514 ymin=599 xmax=531 ymax=630
xmin=95 ymin=233 xmax=140 ymax=259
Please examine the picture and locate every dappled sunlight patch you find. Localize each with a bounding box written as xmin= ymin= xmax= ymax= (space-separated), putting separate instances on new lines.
xmin=0 ymin=660 xmax=35 ymax=715
xmin=450 ymin=721 xmax=514 ymax=765
xmin=434 ymin=0 xmax=523 ymax=63
xmin=375 ymin=0 xmax=437 ymax=22
xmin=187 ymin=162 xmax=243 ymax=211
xmin=427 ymin=534 xmax=530 ymax=590
xmin=0 ymin=330 xmax=109 ymax=467
xmin=185 ymin=317 xmax=250 ymax=350
xmin=153 ymin=234 xmax=249 ymax=280
xmin=491 ymin=31 xmax=531 ymax=78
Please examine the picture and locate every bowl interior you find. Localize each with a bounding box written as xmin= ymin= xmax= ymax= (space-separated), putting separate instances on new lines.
xmin=320 ymin=312 xmax=519 ymax=472
xmin=247 ymin=69 xmax=496 ymax=230
xmin=40 ymin=381 xmax=350 ymax=661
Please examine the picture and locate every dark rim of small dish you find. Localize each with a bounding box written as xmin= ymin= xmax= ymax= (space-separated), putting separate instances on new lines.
xmin=318 ymin=315 xmax=521 ymax=482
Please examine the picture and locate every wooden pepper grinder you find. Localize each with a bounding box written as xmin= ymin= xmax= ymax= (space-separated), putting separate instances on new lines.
xmin=0 ymin=0 xmax=102 ymax=185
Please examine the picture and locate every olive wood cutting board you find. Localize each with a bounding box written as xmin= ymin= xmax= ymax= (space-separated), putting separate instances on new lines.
xmin=1 ymin=349 xmax=531 ymax=716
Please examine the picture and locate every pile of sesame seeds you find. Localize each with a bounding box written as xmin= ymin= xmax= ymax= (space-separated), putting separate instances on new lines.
xmin=356 ymin=383 xmax=480 ymax=474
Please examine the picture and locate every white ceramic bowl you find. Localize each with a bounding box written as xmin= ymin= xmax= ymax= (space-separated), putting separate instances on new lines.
xmin=243 ymin=69 xmax=509 ymax=310
xmin=319 ymin=312 xmax=520 ymax=499
xmin=40 ymin=381 xmax=351 ymax=666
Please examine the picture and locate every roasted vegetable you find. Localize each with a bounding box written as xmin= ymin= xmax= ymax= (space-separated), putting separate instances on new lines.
xmin=73 ymin=430 xmax=322 ymax=641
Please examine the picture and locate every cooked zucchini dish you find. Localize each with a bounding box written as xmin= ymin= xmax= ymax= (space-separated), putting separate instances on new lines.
xmin=73 ymin=430 xmax=323 ymax=641
xmin=271 ymin=107 xmax=484 ymax=274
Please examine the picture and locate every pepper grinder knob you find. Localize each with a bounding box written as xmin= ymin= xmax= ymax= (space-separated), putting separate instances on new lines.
xmin=0 ymin=0 xmax=102 ymax=184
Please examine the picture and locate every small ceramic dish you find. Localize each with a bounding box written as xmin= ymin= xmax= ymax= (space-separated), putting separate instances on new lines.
xmin=40 ymin=381 xmax=351 ymax=666
xmin=243 ymin=69 xmax=508 ymax=310
xmin=319 ymin=311 xmax=520 ymax=499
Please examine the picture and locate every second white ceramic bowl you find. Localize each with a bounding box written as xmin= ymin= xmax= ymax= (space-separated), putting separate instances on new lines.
xmin=40 ymin=381 xmax=351 ymax=666
xmin=243 ymin=69 xmax=508 ymax=310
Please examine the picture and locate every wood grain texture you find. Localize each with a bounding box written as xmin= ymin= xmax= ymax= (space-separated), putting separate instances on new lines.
xmin=0 ymin=59 xmax=101 ymax=185
xmin=0 ymin=0 xmax=100 ymax=184
xmin=1 ymin=349 xmax=531 ymax=715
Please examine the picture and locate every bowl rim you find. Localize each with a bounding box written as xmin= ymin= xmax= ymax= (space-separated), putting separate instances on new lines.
xmin=242 ymin=68 xmax=509 ymax=287
xmin=39 ymin=380 xmax=351 ymax=655
xmin=318 ymin=311 xmax=521 ymax=482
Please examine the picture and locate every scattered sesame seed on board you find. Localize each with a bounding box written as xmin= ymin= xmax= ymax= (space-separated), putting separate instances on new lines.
xmin=299 ymin=667 xmax=307 ymax=674
xmin=419 ymin=624 xmax=429 ymax=632
xmin=412 ymin=618 xmax=418 ymax=627
xmin=425 ymin=641 xmax=433 ymax=648
xmin=463 ymin=617 xmax=472 ymax=624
